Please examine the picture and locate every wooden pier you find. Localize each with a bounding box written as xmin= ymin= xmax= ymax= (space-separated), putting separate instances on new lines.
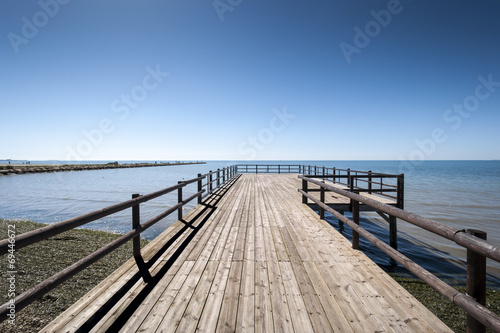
xmin=41 ymin=174 xmax=450 ymax=332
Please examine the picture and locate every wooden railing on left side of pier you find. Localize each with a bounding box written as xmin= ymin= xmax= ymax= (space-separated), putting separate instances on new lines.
xmin=0 ymin=166 xmax=239 ymax=321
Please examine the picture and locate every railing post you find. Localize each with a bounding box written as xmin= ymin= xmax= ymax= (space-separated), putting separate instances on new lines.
xmin=217 ymin=169 xmax=220 ymax=187
xmin=302 ymin=179 xmax=308 ymax=204
xmin=209 ymin=171 xmax=213 ymax=193
xmin=178 ymin=182 xmax=183 ymax=220
xmin=352 ymin=195 xmax=360 ymax=250
xmin=466 ymin=229 xmax=487 ymax=333
xmin=132 ymin=194 xmax=141 ymax=259
xmin=333 ymin=167 xmax=336 ymax=183
xmin=339 ymin=211 xmax=344 ymax=230
xmin=368 ymin=170 xmax=372 ymax=194
xmin=132 ymin=193 xmax=151 ymax=282
xmin=278 ymin=165 xmax=281 ymax=174
xmin=397 ymin=174 xmax=405 ymax=209
xmin=320 ymin=185 xmax=325 ymax=220
xmin=197 ymin=173 xmax=202 ymax=204
xmin=389 ymin=215 xmax=397 ymax=251
xmin=347 ymin=168 xmax=351 ymax=187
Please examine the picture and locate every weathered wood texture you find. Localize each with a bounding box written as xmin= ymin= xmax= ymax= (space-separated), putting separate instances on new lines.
xmin=42 ymin=174 xmax=451 ymax=332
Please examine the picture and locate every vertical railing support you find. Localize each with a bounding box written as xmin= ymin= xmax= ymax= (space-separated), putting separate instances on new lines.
xmin=320 ymin=185 xmax=325 ymax=220
xmin=217 ymin=169 xmax=220 ymax=188
xmin=197 ymin=173 xmax=202 ymax=204
xmin=368 ymin=170 xmax=372 ymax=194
xmin=466 ymin=229 xmax=487 ymax=333
xmin=209 ymin=171 xmax=213 ymax=193
xmin=397 ymin=174 xmax=405 ymax=209
xmin=132 ymin=194 xmax=141 ymax=259
xmin=389 ymin=215 xmax=397 ymax=251
xmin=178 ymin=182 xmax=183 ymax=220
xmin=302 ymin=179 xmax=308 ymax=204
xmin=347 ymin=168 xmax=351 ymax=187
xmin=352 ymin=195 xmax=360 ymax=250
xmin=132 ymin=193 xmax=151 ymax=282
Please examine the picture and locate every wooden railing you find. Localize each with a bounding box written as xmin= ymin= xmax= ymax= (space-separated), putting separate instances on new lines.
xmin=299 ymin=175 xmax=500 ymax=333
xmin=0 ymin=165 xmax=238 ymax=320
xmin=235 ymin=164 xmax=302 ymax=174
xmin=300 ymin=165 xmax=404 ymax=208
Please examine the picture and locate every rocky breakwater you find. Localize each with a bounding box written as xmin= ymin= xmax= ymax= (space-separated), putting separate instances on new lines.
xmin=0 ymin=161 xmax=205 ymax=176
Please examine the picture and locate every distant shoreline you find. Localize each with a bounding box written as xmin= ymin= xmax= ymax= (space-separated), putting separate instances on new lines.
xmin=0 ymin=161 xmax=205 ymax=176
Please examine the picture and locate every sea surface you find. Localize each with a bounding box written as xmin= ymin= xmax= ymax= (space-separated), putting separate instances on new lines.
xmin=1 ymin=160 xmax=499 ymax=285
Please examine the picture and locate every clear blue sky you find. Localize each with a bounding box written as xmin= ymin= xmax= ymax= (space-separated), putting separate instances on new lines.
xmin=1 ymin=0 xmax=499 ymax=161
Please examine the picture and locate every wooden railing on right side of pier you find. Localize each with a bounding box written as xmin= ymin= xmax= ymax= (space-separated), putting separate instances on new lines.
xmin=299 ymin=174 xmax=500 ymax=333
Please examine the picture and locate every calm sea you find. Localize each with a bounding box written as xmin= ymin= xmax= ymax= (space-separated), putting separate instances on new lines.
xmin=1 ymin=160 xmax=499 ymax=285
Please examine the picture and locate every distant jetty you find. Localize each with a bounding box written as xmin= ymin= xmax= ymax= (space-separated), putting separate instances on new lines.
xmin=0 ymin=161 xmax=205 ymax=176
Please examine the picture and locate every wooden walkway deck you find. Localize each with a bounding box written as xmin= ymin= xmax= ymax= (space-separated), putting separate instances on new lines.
xmin=43 ymin=174 xmax=451 ymax=332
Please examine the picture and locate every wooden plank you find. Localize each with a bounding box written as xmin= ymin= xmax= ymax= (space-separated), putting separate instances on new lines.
xmin=155 ymin=258 xmax=210 ymax=332
xmin=279 ymin=261 xmax=315 ymax=333
xmin=253 ymin=175 xmax=294 ymax=332
xmin=279 ymin=226 xmax=333 ymax=333
xmin=217 ymin=260 xmax=243 ymax=332
xmin=128 ymin=260 xmax=195 ymax=332
xmin=236 ymin=259 xmax=255 ymax=332
xmin=235 ymin=178 xmax=256 ymax=332
xmin=302 ymin=261 xmax=356 ymax=332
xmin=254 ymin=262 xmax=274 ymax=333
xmin=175 ymin=260 xmax=219 ymax=332
xmin=196 ymin=261 xmax=231 ymax=333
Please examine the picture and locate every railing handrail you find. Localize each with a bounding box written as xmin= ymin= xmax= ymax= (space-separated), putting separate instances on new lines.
xmin=235 ymin=164 xmax=302 ymax=174
xmin=300 ymin=165 xmax=403 ymax=205
xmin=0 ymin=165 xmax=239 ymax=320
xmin=299 ymin=174 xmax=500 ymax=332
xmin=300 ymin=175 xmax=500 ymax=262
